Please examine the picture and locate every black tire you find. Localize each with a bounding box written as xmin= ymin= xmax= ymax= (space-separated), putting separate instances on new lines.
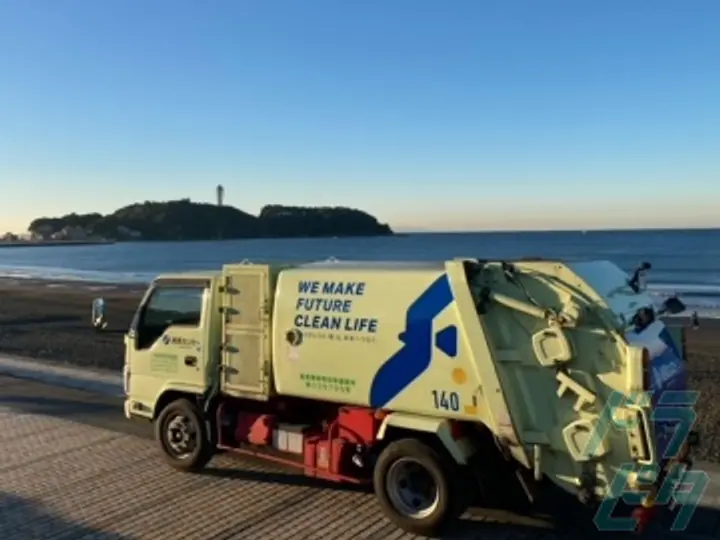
xmin=373 ymin=438 xmax=466 ymax=536
xmin=155 ymin=398 xmax=213 ymax=472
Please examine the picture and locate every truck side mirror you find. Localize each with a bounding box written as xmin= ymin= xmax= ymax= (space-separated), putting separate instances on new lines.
xmin=91 ymin=297 xmax=108 ymax=331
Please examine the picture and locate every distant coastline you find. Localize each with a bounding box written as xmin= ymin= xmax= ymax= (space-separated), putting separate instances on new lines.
xmin=0 ymin=239 xmax=116 ymax=248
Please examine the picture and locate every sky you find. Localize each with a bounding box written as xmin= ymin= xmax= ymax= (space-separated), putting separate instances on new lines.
xmin=0 ymin=1 xmax=719 ymax=233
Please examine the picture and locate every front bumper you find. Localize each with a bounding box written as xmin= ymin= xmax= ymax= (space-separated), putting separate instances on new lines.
xmin=123 ymin=398 xmax=132 ymax=420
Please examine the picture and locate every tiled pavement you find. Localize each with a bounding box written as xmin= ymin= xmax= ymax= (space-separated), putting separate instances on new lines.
xmin=0 ymin=375 xmax=568 ymax=540
xmin=1 ymin=361 xmax=720 ymax=539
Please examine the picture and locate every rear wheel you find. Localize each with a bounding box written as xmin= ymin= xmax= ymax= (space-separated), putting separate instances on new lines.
xmin=155 ymin=398 xmax=213 ymax=472
xmin=373 ymin=438 xmax=466 ymax=536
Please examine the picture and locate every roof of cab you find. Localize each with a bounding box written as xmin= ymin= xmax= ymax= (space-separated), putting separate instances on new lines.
xmin=154 ymin=270 xmax=220 ymax=281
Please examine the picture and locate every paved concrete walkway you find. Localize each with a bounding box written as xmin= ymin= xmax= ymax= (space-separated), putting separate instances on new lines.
xmin=1 ymin=355 xmax=719 ymax=539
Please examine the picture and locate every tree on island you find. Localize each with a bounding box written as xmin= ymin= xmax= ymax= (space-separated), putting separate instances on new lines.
xmin=28 ymin=199 xmax=393 ymax=242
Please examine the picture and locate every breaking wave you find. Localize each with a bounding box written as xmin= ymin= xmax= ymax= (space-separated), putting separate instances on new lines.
xmin=647 ymin=284 xmax=720 ymax=319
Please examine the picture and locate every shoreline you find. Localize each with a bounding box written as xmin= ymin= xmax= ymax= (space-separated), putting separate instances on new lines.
xmin=0 ymin=273 xmax=152 ymax=286
xmin=0 ymin=276 xmax=149 ymax=292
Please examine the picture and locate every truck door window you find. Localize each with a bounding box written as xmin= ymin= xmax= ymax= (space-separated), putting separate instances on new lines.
xmin=137 ymin=286 xmax=205 ymax=349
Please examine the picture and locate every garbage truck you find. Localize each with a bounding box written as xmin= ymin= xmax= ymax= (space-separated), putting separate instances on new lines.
xmin=122 ymin=257 xmax=699 ymax=536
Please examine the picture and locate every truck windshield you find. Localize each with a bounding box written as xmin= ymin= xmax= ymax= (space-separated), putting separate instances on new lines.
xmin=135 ymin=285 xmax=205 ymax=349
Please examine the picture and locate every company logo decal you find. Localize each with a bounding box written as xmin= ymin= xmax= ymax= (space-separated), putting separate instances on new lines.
xmin=369 ymin=274 xmax=457 ymax=408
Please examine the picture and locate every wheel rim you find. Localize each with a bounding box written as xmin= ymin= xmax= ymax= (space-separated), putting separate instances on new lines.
xmin=386 ymin=457 xmax=440 ymax=519
xmin=164 ymin=413 xmax=198 ymax=459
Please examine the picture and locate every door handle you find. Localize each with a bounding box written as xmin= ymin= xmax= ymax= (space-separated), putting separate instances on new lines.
xmin=184 ymin=356 xmax=198 ymax=367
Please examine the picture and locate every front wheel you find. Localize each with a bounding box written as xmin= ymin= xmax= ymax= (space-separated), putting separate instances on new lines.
xmin=155 ymin=398 xmax=213 ymax=472
xmin=373 ymin=438 xmax=466 ymax=536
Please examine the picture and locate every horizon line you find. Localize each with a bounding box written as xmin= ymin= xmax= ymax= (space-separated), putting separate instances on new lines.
xmin=394 ymin=225 xmax=720 ymax=234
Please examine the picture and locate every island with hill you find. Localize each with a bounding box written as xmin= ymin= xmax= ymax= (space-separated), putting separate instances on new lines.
xmin=24 ymin=199 xmax=393 ymax=243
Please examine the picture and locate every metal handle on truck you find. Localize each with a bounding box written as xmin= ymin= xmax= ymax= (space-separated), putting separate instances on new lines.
xmin=625 ymin=403 xmax=656 ymax=466
xmin=184 ymin=356 xmax=198 ymax=367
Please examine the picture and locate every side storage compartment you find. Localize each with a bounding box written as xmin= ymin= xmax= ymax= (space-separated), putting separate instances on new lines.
xmin=220 ymin=263 xmax=274 ymax=400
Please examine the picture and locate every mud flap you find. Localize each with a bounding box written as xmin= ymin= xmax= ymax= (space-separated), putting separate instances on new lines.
xmin=464 ymin=432 xmax=536 ymax=513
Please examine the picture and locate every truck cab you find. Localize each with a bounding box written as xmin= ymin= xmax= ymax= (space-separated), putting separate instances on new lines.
xmin=123 ymin=272 xmax=221 ymax=420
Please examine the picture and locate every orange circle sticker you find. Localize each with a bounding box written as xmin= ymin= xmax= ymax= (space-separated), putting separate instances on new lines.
xmin=451 ymin=367 xmax=467 ymax=385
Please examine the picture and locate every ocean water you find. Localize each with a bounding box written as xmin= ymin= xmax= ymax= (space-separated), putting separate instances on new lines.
xmin=0 ymin=229 xmax=718 ymax=317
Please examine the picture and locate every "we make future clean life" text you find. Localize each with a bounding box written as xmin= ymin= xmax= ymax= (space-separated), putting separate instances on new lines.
xmin=294 ymin=280 xmax=379 ymax=333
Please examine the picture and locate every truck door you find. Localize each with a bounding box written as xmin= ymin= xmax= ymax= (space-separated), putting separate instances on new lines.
xmin=126 ymin=278 xmax=211 ymax=415
xmin=220 ymin=264 xmax=272 ymax=401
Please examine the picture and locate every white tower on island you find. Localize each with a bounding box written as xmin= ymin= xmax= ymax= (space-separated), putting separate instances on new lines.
xmin=216 ymin=184 xmax=224 ymax=207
